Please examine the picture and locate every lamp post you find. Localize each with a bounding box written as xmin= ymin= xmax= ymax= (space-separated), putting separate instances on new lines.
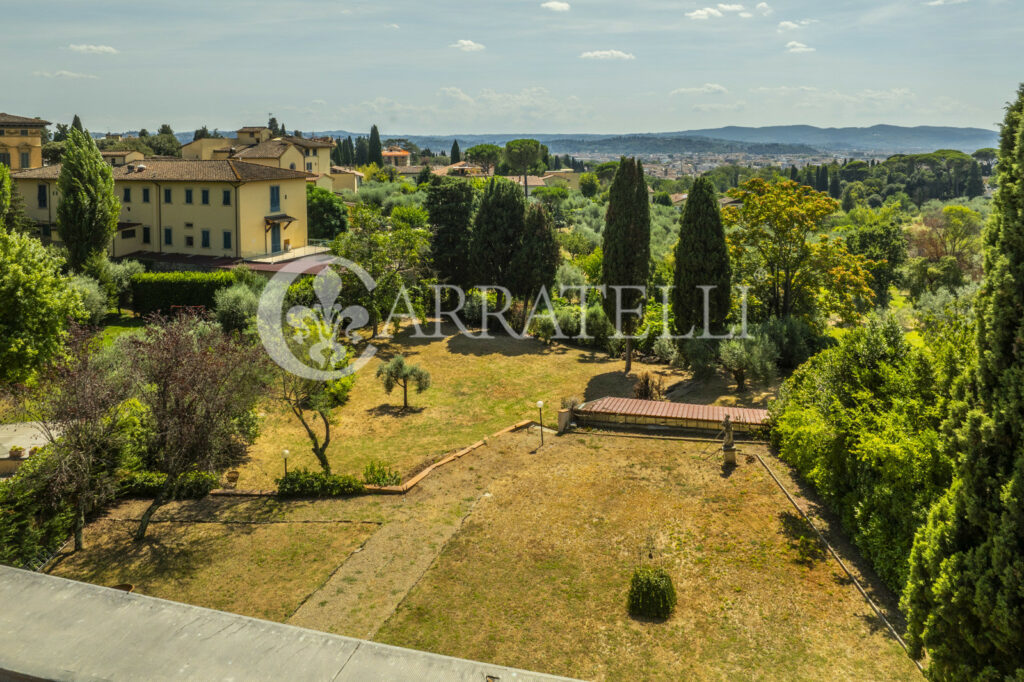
xmin=282 ymin=449 xmax=290 ymax=477
xmin=536 ymin=400 xmax=544 ymax=447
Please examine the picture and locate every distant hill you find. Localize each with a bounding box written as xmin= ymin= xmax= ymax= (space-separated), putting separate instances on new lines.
xmin=169 ymin=124 xmax=998 ymax=156
xmin=667 ymin=125 xmax=999 ymax=154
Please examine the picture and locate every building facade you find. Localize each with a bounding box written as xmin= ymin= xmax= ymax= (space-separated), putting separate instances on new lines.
xmin=12 ymin=159 xmax=310 ymax=260
xmin=0 ymin=113 xmax=50 ymax=171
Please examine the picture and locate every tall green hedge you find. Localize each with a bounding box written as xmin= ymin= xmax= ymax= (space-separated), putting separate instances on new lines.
xmin=130 ymin=271 xmax=236 ymax=315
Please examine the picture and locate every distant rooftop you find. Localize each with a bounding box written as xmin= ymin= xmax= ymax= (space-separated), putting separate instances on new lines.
xmin=13 ymin=159 xmax=312 ymax=183
xmin=0 ymin=113 xmax=51 ymax=126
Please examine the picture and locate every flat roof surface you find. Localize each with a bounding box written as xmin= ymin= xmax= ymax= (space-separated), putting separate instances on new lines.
xmin=0 ymin=566 xmax=575 ymax=681
xmin=578 ymin=397 xmax=769 ymax=425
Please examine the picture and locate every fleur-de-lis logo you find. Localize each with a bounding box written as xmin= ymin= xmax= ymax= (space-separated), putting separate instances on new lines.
xmin=258 ymin=255 xmax=378 ymax=380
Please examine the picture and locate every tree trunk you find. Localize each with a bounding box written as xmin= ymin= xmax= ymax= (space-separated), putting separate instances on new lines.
xmin=402 ymin=380 xmax=409 ymax=409
xmin=624 ymin=337 xmax=633 ymax=374
xmin=734 ymin=369 xmax=747 ymax=392
xmin=73 ymin=509 xmax=85 ymax=552
xmin=315 ymin=409 xmax=332 ymax=475
xmin=135 ymin=487 xmax=166 ymax=541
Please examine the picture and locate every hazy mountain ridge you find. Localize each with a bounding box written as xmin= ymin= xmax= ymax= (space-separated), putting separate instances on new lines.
xmin=167 ymin=124 xmax=998 ymax=155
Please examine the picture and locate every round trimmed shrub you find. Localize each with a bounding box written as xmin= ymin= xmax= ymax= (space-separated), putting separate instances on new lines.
xmin=627 ymin=566 xmax=677 ymax=619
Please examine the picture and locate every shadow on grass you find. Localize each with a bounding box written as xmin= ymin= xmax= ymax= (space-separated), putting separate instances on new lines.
xmin=778 ymin=511 xmax=828 ymax=567
xmin=583 ymin=371 xmax=638 ymax=402
xmin=446 ymin=332 xmax=560 ymax=358
xmin=366 ymin=404 xmax=426 ymax=417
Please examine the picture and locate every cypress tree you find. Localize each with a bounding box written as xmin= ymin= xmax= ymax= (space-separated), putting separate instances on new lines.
xmin=368 ymin=125 xmax=383 ymax=165
xmin=425 ymin=177 xmax=477 ymax=290
xmin=71 ymin=114 xmax=83 ymax=132
xmin=602 ymin=157 xmax=650 ymax=374
xmin=672 ymin=177 xmax=731 ymax=338
xmin=450 ymin=139 xmax=461 ymax=164
xmin=343 ymin=136 xmax=355 ymax=165
xmin=469 ymin=178 xmax=526 ymax=291
xmin=56 ymin=128 xmax=120 ymax=272
xmin=965 ymin=161 xmax=984 ymax=198
xmin=789 ymin=165 xmax=798 ymax=181
xmin=355 ymin=136 xmax=369 ymax=165
xmin=902 ymin=83 xmax=1024 ymax=679
xmin=829 ymin=169 xmax=841 ymax=199
xmin=511 ymin=203 xmax=559 ymax=305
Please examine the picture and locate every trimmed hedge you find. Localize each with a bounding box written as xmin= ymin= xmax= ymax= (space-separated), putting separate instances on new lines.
xmin=130 ymin=271 xmax=236 ymax=315
xmin=627 ymin=566 xmax=677 ymax=619
xmin=276 ymin=469 xmax=365 ymax=499
xmin=118 ymin=470 xmax=219 ymax=500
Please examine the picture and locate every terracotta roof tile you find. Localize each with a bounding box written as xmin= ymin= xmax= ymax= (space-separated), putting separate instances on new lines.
xmin=12 ymin=159 xmax=311 ymax=183
xmin=0 ymin=113 xmax=51 ymax=126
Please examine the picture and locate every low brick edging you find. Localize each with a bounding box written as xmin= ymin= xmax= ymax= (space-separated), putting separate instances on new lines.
xmin=211 ymin=419 xmax=536 ymax=499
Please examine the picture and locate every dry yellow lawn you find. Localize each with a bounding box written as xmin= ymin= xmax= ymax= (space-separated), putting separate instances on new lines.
xmin=239 ymin=324 xmax=778 ymax=489
xmin=47 ymin=497 xmax=377 ymax=622
xmin=375 ymin=430 xmax=921 ymax=681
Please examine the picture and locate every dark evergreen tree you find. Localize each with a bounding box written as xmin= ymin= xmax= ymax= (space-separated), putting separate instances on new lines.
xmin=601 ymin=157 xmax=650 ymax=373
xmin=789 ymin=165 xmax=798 ymax=181
xmin=672 ymin=177 xmax=731 ymax=338
xmin=368 ymin=125 xmax=383 ymax=166
xmin=511 ymin=204 xmax=559 ymax=306
xmin=268 ymin=117 xmax=280 ymax=136
xmin=355 ymin=136 xmax=369 ymax=165
xmin=450 ymin=139 xmax=461 ymax=164
xmin=71 ymin=114 xmax=83 ymax=132
xmin=965 ymin=160 xmax=984 ymax=198
xmin=344 ymin=136 xmax=355 ymax=165
xmin=829 ymin=169 xmax=842 ymax=199
xmin=902 ymin=83 xmax=1024 ymax=680
xmin=469 ymin=178 xmax=526 ymax=292
xmin=56 ymin=128 xmax=119 ymax=272
xmin=425 ymin=177 xmax=477 ymax=290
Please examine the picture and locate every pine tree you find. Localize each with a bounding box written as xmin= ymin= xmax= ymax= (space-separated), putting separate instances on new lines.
xmin=71 ymin=114 xmax=83 ymax=132
xmin=450 ymin=139 xmax=461 ymax=164
xmin=965 ymin=160 xmax=984 ymax=198
xmin=56 ymin=128 xmax=120 ymax=272
xmin=672 ymin=177 xmax=731 ymax=338
xmin=425 ymin=177 xmax=477 ymax=290
xmin=470 ymin=178 xmax=526 ymax=291
xmin=368 ymin=125 xmax=383 ymax=165
xmin=902 ymin=83 xmax=1024 ymax=680
xmin=511 ymin=203 xmax=559 ymax=305
xmin=602 ymin=157 xmax=650 ymax=374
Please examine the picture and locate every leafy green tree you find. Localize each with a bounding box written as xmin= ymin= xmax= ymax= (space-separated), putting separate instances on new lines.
xmin=837 ymin=201 xmax=909 ymax=307
xmin=56 ymin=128 xmax=120 ymax=272
xmin=602 ymin=157 xmax=650 ymax=373
xmin=503 ymin=139 xmax=542 ymax=193
xmin=415 ymin=166 xmax=432 ymax=185
xmin=719 ymin=334 xmax=778 ymax=391
xmin=368 ymin=125 xmax=383 ymax=166
xmin=511 ymin=204 xmax=560 ymax=305
xmin=376 ymin=354 xmax=430 ymax=409
xmin=269 ymin=320 xmax=355 ymax=475
xmin=579 ymin=172 xmax=599 ymax=198
xmin=0 ymin=164 xmax=11 ymax=226
xmin=902 ymin=83 xmax=1024 ymax=680
xmin=725 ymin=178 xmax=873 ymax=324
xmin=465 ymin=143 xmax=500 ymax=174
xmin=673 ymin=177 xmax=730 ymax=337
xmin=470 ymin=178 xmax=526 ymax=291
xmin=0 ymin=229 xmax=84 ymax=382
xmin=425 ymin=177 xmax=476 ymax=289
xmin=306 ymin=184 xmax=348 ymax=240
xmin=450 ymin=139 xmax=461 ymax=164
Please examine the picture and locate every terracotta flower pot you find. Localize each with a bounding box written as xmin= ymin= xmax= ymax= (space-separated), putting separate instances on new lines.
xmin=8 ymin=447 xmax=25 ymax=460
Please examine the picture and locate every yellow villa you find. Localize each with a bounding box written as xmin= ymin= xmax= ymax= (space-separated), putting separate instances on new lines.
xmin=183 ymin=126 xmax=333 ymax=174
xmin=0 ymin=113 xmax=50 ymax=171
xmin=12 ymin=159 xmax=313 ymax=261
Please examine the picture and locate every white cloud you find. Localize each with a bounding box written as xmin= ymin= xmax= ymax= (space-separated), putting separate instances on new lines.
xmin=693 ymin=101 xmax=747 ymax=112
xmin=785 ymin=41 xmax=815 ymax=53
xmin=541 ymin=1 xmax=571 ymax=10
xmin=777 ymin=19 xmax=816 ymax=31
xmin=34 ymin=70 xmax=98 ymax=79
xmin=756 ymin=2 xmax=773 ymax=15
xmin=717 ymin=3 xmax=744 ymax=10
xmin=440 ymin=86 xmax=476 ymax=105
xmin=386 ymin=23 xmax=399 ymax=29
xmin=311 ymin=99 xmax=327 ymax=106
xmin=739 ymin=11 xmax=753 ymax=17
xmin=450 ymin=39 xmax=485 ymax=52
xmin=67 ymin=44 xmax=118 ymax=55
xmin=924 ymin=0 xmax=968 ymax=5
xmin=753 ymin=86 xmax=916 ymax=110
xmin=686 ymin=7 xmax=723 ymax=19
xmin=579 ymin=49 xmax=635 ymax=60
xmin=670 ymin=82 xmax=728 ymax=95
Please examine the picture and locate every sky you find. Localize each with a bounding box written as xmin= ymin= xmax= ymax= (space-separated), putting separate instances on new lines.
xmin=3 ymin=0 xmax=1022 ymax=136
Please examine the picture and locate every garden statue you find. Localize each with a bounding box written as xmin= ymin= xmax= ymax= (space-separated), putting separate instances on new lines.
xmin=722 ymin=414 xmax=736 ymax=466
